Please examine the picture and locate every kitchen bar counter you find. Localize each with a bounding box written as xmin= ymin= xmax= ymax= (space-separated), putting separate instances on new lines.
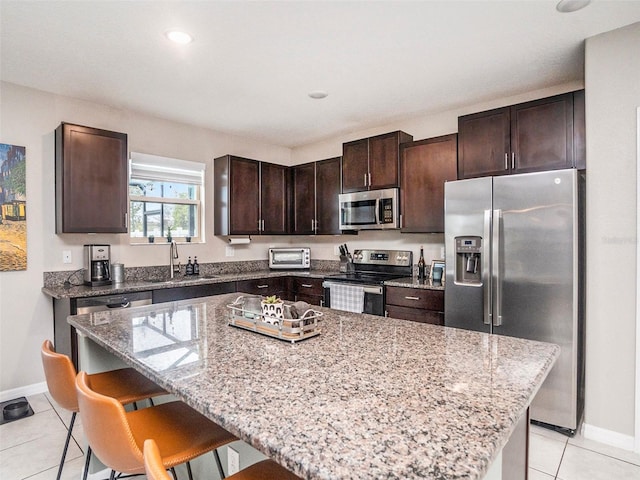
xmin=69 ymin=292 xmax=558 ymax=480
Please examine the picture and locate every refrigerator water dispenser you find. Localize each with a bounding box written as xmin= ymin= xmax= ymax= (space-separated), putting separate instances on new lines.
xmin=455 ymin=236 xmax=482 ymax=285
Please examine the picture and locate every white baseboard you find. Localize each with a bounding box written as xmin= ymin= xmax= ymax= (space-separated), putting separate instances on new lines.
xmin=582 ymin=422 xmax=636 ymax=452
xmin=0 ymin=382 xmax=48 ymax=403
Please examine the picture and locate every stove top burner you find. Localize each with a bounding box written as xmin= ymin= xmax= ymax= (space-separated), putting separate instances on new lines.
xmin=324 ymin=271 xmax=406 ymax=284
xmin=324 ymin=249 xmax=413 ymax=285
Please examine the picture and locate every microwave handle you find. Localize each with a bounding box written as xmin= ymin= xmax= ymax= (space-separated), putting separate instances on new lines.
xmin=375 ymin=198 xmax=381 ymax=224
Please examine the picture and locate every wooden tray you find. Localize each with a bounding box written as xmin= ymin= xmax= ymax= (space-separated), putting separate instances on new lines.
xmin=226 ymin=299 xmax=321 ymax=343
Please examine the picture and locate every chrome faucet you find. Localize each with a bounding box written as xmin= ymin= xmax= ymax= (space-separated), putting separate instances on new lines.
xmin=169 ymin=241 xmax=180 ymax=278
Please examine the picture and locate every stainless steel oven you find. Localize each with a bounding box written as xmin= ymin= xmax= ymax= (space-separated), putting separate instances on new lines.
xmin=339 ymin=188 xmax=399 ymax=230
xmin=323 ymin=249 xmax=412 ymax=316
xmin=268 ymin=247 xmax=310 ymax=269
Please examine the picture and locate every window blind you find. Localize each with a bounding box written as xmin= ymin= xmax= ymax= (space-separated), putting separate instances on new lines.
xmin=130 ymin=152 xmax=205 ymax=185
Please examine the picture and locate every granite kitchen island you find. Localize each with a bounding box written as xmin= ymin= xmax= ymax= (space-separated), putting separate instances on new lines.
xmin=68 ymin=292 xmax=559 ymax=480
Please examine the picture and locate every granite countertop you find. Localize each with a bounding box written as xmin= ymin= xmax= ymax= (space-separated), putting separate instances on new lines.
xmin=384 ymin=276 xmax=446 ymax=291
xmin=69 ymin=292 xmax=559 ymax=480
xmin=42 ymin=268 xmax=444 ymax=299
xmin=42 ymin=269 xmax=329 ymax=299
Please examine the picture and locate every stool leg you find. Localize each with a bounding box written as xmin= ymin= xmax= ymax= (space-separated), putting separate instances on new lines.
xmin=109 ymin=470 xmax=116 ymax=480
xmin=82 ymin=446 xmax=92 ymax=480
xmin=186 ymin=461 xmax=194 ymax=480
xmin=169 ymin=467 xmax=178 ymax=480
xmin=213 ymin=449 xmax=225 ymax=479
xmin=56 ymin=411 xmax=76 ymax=480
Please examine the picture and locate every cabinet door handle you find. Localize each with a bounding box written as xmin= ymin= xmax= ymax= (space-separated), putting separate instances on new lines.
xmin=405 ymin=296 xmax=420 ymax=301
xmin=511 ymin=152 xmax=515 ymax=170
xmin=257 ymin=284 xmax=269 ymax=289
xmin=301 ymin=284 xmax=313 ymax=288
xmin=504 ymin=153 xmax=509 ymax=170
xmin=364 ymin=173 xmax=368 ymax=187
xmin=368 ymin=172 xmax=372 ymax=187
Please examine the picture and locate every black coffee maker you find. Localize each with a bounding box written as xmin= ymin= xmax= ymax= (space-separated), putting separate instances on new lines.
xmin=83 ymin=244 xmax=112 ymax=286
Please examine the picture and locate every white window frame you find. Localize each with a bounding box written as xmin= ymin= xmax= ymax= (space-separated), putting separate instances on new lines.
xmin=129 ymin=152 xmax=205 ymax=244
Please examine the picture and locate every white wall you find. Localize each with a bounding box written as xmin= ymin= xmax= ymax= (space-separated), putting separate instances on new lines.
xmin=584 ymin=22 xmax=640 ymax=443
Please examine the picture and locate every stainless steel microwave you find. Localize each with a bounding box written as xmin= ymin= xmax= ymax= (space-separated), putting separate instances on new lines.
xmin=268 ymin=247 xmax=311 ymax=269
xmin=339 ymin=188 xmax=400 ymax=230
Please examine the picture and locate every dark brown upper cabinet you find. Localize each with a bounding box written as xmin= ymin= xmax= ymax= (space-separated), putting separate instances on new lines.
xmin=457 ymin=91 xmax=585 ymax=179
xmin=400 ymin=134 xmax=458 ymax=233
xmin=214 ymin=155 xmax=288 ymax=236
xmin=55 ymin=122 xmax=128 ymax=233
xmin=291 ymin=157 xmax=341 ymax=235
xmin=342 ymin=131 xmax=413 ymax=192
xmin=260 ymin=162 xmax=289 ymax=235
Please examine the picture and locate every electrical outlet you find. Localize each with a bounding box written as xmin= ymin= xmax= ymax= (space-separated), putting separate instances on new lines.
xmin=63 ymin=250 xmax=72 ymax=264
xmin=440 ymin=246 xmax=445 ymax=259
xmin=225 ymin=246 xmax=235 ymax=257
xmin=227 ymin=446 xmax=240 ymax=475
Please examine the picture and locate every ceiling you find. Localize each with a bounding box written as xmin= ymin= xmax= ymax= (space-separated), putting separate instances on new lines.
xmin=2 ymin=1 xmax=639 ymax=148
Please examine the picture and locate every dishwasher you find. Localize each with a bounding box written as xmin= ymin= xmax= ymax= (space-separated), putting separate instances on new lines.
xmin=57 ymin=291 xmax=153 ymax=371
xmin=75 ymin=291 xmax=153 ymax=314
xmin=74 ymin=291 xmax=152 ymax=371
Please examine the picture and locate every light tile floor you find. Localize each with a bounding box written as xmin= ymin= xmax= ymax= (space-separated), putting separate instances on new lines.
xmin=1 ymin=393 xmax=640 ymax=479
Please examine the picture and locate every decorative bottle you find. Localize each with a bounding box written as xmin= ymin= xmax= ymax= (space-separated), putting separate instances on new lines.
xmin=418 ymin=246 xmax=426 ymax=280
xmin=193 ymin=256 xmax=200 ymax=275
xmin=186 ymin=256 xmax=194 ymax=276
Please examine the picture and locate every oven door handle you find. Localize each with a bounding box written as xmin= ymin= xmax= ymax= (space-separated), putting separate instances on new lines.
xmin=363 ymin=286 xmax=383 ymax=295
xmin=323 ymin=282 xmax=383 ymax=295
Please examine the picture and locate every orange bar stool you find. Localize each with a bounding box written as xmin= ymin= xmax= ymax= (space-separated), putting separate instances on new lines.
xmin=41 ymin=339 xmax=167 ymax=480
xmin=76 ymin=371 xmax=238 ymax=480
xmin=144 ymin=439 xmax=301 ymax=480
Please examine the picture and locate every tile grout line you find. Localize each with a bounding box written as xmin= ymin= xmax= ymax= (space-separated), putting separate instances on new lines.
xmin=43 ymin=392 xmax=87 ymax=460
xmin=553 ymin=438 xmax=568 ymax=480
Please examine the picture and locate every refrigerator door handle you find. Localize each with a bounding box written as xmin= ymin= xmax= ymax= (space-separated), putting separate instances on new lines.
xmin=483 ymin=209 xmax=492 ymax=325
xmin=492 ymin=209 xmax=503 ymax=326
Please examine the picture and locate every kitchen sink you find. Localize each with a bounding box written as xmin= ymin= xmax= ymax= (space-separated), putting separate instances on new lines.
xmin=142 ymin=275 xmax=218 ymax=284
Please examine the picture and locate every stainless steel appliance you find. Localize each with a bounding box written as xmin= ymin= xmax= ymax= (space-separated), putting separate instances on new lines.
xmin=268 ymin=247 xmax=310 ymax=269
xmin=444 ymin=169 xmax=585 ymax=435
xmin=324 ymin=249 xmax=412 ymax=316
xmin=54 ymin=291 xmax=153 ymax=369
xmin=339 ymin=188 xmax=399 ymax=230
xmin=83 ymin=244 xmax=112 ymax=286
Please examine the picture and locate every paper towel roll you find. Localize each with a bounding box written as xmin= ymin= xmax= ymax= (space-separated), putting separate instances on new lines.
xmin=228 ymin=237 xmax=251 ymax=244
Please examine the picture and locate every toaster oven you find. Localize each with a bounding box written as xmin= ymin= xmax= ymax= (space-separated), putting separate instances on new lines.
xmin=268 ymin=247 xmax=311 ymax=269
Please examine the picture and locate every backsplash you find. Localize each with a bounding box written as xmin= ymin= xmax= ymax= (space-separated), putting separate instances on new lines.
xmin=43 ymin=259 xmax=341 ymax=288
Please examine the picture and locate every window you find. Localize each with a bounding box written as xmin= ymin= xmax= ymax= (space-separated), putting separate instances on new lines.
xmin=129 ymin=152 xmax=205 ymax=243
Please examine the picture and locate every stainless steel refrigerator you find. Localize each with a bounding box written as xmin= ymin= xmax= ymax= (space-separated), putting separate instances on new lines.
xmin=444 ymin=169 xmax=585 ymax=434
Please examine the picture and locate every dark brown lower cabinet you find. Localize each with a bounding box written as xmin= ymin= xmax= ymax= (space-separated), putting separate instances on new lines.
xmin=290 ymin=276 xmax=324 ymax=306
xmin=151 ymin=282 xmax=235 ymax=303
xmin=385 ymin=286 xmax=444 ymax=325
xmin=236 ymin=277 xmax=286 ymax=299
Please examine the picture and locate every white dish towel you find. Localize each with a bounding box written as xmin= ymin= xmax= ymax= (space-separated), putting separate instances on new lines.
xmin=328 ymin=283 xmax=365 ymax=313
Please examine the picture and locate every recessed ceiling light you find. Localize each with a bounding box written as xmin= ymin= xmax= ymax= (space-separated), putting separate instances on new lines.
xmin=165 ymin=30 xmax=193 ymax=45
xmin=308 ymin=90 xmax=328 ymax=99
xmin=556 ymin=0 xmax=591 ymax=13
